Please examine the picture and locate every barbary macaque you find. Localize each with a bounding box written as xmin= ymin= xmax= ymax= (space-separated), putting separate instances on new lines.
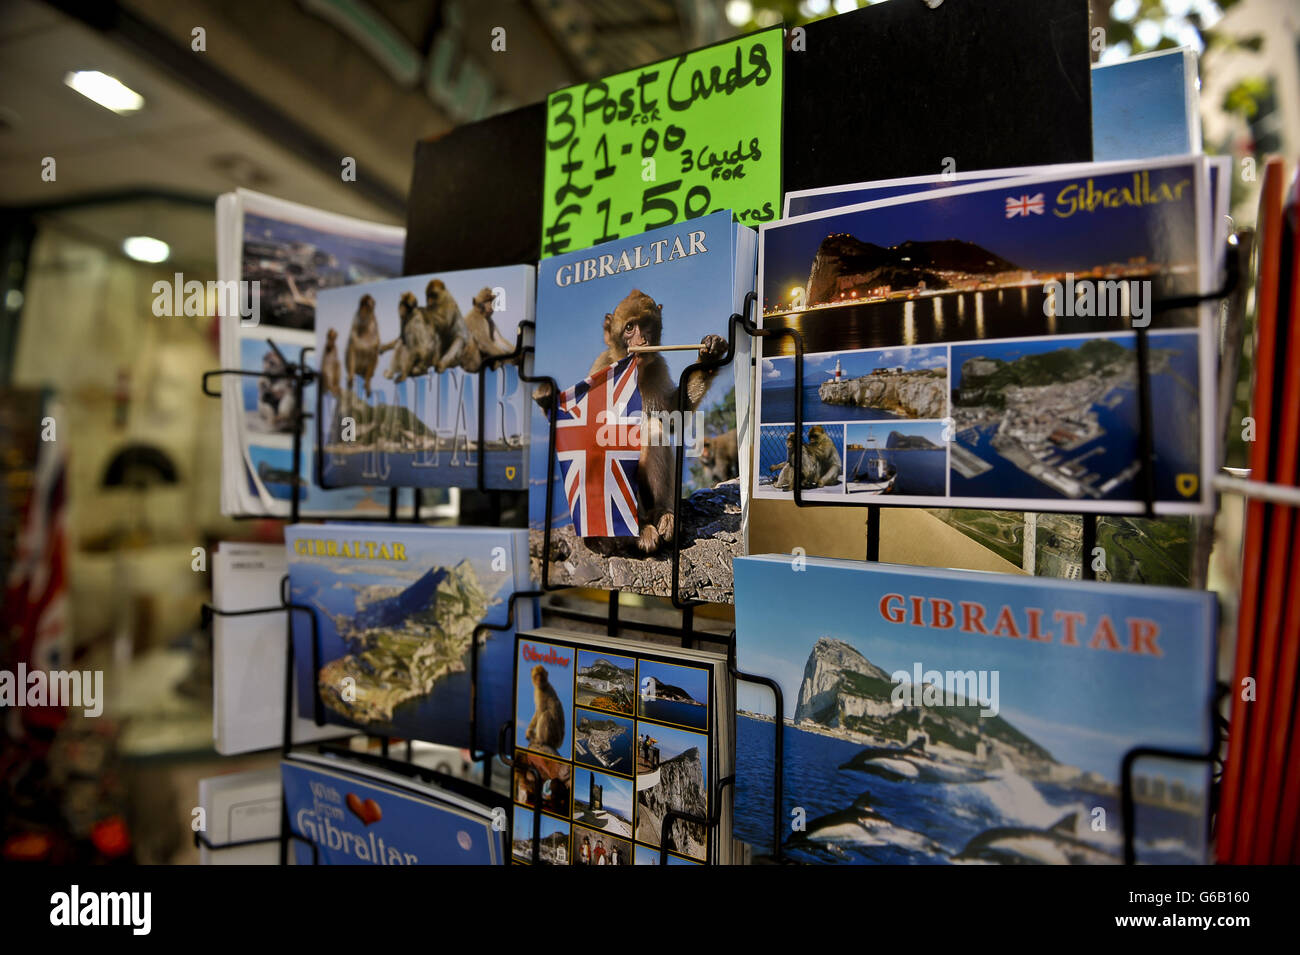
xmin=699 ymin=429 xmax=739 ymax=484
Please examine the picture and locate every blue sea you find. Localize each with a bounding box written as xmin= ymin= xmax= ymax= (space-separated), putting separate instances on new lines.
xmin=734 ymin=718 xmax=1206 ymax=865
xmin=846 ymin=448 xmax=946 ymax=496
xmin=762 ymin=379 xmax=905 ymax=424
xmin=951 ymin=352 xmax=1200 ymax=502
xmin=288 ymin=561 xmax=515 ymax=751
xmin=640 ymin=699 xmax=708 ymax=731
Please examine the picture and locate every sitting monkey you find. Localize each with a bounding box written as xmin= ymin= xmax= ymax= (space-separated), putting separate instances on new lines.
xmin=805 ymin=425 xmax=842 ymax=486
xmin=380 ymin=291 xmax=436 ymax=383
xmin=320 ymin=328 xmax=342 ymax=399
xmin=461 ymin=286 xmax=515 ymax=372
xmin=345 ymin=293 xmax=381 ymax=398
xmin=771 ymin=425 xmax=841 ymax=489
xmin=771 ymin=430 xmax=815 ymax=490
xmin=423 ymin=279 xmax=473 ymax=373
xmin=531 ymin=289 xmax=726 ymax=553
xmin=525 ymin=664 xmax=565 ymax=753
xmin=699 ymin=429 xmax=739 ymax=484
xmin=590 ymin=290 xmax=727 ymax=553
xmin=257 ymin=347 xmax=297 ymax=432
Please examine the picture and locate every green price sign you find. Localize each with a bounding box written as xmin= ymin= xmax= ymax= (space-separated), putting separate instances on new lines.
xmin=541 ymin=26 xmax=784 ymax=258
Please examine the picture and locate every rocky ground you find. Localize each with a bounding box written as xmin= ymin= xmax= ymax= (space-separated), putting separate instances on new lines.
xmin=529 ymin=481 xmax=741 ymax=602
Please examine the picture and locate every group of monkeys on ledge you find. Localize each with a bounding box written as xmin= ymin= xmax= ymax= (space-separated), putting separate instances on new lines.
xmin=320 ymin=278 xmax=516 ymax=402
xmin=304 ymin=283 xmax=748 ymax=560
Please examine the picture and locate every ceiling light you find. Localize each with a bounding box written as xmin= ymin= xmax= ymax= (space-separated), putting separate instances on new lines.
xmin=122 ymin=236 xmax=169 ymax=263
xmin=725 ymin=1 xmax=753 ymax=25
xmin=64 ymin=71 xmax=144 ymax=114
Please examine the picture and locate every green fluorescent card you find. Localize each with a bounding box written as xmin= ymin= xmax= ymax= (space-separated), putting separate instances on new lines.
xmin=541 ymin=26 xmax=784 ymax=258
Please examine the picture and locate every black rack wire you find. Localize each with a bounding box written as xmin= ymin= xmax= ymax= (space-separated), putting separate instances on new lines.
xmin=199 ymin=230 xmax=1242 ymax=866
xmin=201 ymin=576 xmax=519 ymax=863
xmin=1119 ymin=681 xmax=1227 ymax=866
xmin=715 ymin=238 xmax=1242 ymax=865
xmin=469 ymin=589 xmax=543 ymax=763
xmin=202 ymin=317 xmax=716 ymax=865
xmin=649 ymin=632 xmax=791 ymax=864
xmin=193 ymin=830 xmax=321 ymax=864
xmin=658 ymin=777 xmax=734 ymax=864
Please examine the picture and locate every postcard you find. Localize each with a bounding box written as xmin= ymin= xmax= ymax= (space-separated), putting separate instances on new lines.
xmin=1092 ymin=48 xmax=1201 ymax=162
xmin=528 ymin=211 xmax=757 ymax=602
xmin=510 ymin=629 xmax=725 ymax=863
xmin=285 ymin=524 xmax=533 ymax=753
xmin=282 ymin=757 xmax=502 ymax=865
xmin=217 ymin=189 xmax=418 ymax=518
xmin=315 ymin=266 xmax=535 ymax=490
xmin=733 ymin=555 xmax=1216 ymax=864
xmin=768 ymin=156 xmax=1230 ymax=582
xmin=755 ymin=157 xmax=1215 ymax=518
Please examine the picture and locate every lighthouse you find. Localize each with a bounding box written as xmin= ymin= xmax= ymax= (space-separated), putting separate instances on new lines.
xmin=830 ymin=357 xmax=844 ymax=382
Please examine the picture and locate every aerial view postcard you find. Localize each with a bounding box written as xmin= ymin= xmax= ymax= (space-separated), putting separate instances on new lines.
xmin=285 ymin=524 xmax=532 ymax=753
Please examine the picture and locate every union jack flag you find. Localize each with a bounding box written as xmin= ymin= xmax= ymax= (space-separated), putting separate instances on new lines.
xmin=1005 ymin=193 xmax=1045 ymax=218
xmin=554 ymin=355 xmax=642 ymax=537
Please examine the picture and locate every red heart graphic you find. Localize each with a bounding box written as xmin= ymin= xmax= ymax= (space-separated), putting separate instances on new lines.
xmin=345 ymin=793 xmax=383 ymax=825
xmin=346 ymin=792 xmax=366 ymax=822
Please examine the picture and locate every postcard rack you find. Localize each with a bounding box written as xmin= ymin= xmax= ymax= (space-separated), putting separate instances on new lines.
xmin=516 ymin=256 xmax=1247 ymax=861
xmin=201 ymin=335 xmax=540 ymax=861
xmin=530 ymin=231 xmax=1240 ymax=612
xmin=201 ymin=326 xmax=724 ymax=865
xmin=199 ymin=574 xmax=524 ymax=863
xmin=718 ymin=235 xmax=1245 ymax=865
xmin=199 ymin=229 xmax=1244 ymax=865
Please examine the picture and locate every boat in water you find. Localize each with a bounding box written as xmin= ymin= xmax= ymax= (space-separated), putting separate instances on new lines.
xmin=848 ymin=429 xmax=896 ymax=494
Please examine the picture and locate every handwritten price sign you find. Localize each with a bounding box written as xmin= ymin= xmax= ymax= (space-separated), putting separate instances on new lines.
xmin=541 ymin=27 xmax=784 ymax=258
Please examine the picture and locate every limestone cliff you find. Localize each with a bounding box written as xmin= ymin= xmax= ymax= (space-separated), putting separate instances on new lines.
xmin=794 ymin=637 xmax=894 ymax=727
xmin=635 ymin=747 xmax=707 ymax=860
xmin=819 ymin=372 xmax=947 ymax=419
xmin=791 ymin=637 xmax=1056 ymax=767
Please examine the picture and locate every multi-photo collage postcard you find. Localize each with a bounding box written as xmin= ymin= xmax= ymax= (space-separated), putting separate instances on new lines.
xmin=757 ymin=344 xmax=950 ymax=500
xmin=510 ymin=634 xmax=714 ymax=865
xmin=753 ymin=155 xmax=1218 ymax=517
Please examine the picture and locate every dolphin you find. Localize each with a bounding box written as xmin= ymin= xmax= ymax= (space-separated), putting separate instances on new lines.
xmin=952 ymin=811 xmax=1121 ymax=865
xmin=788 ymin=793 xmax=944 ymax=856
xmin=838 ymin=738 xmax=989 ymax=784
